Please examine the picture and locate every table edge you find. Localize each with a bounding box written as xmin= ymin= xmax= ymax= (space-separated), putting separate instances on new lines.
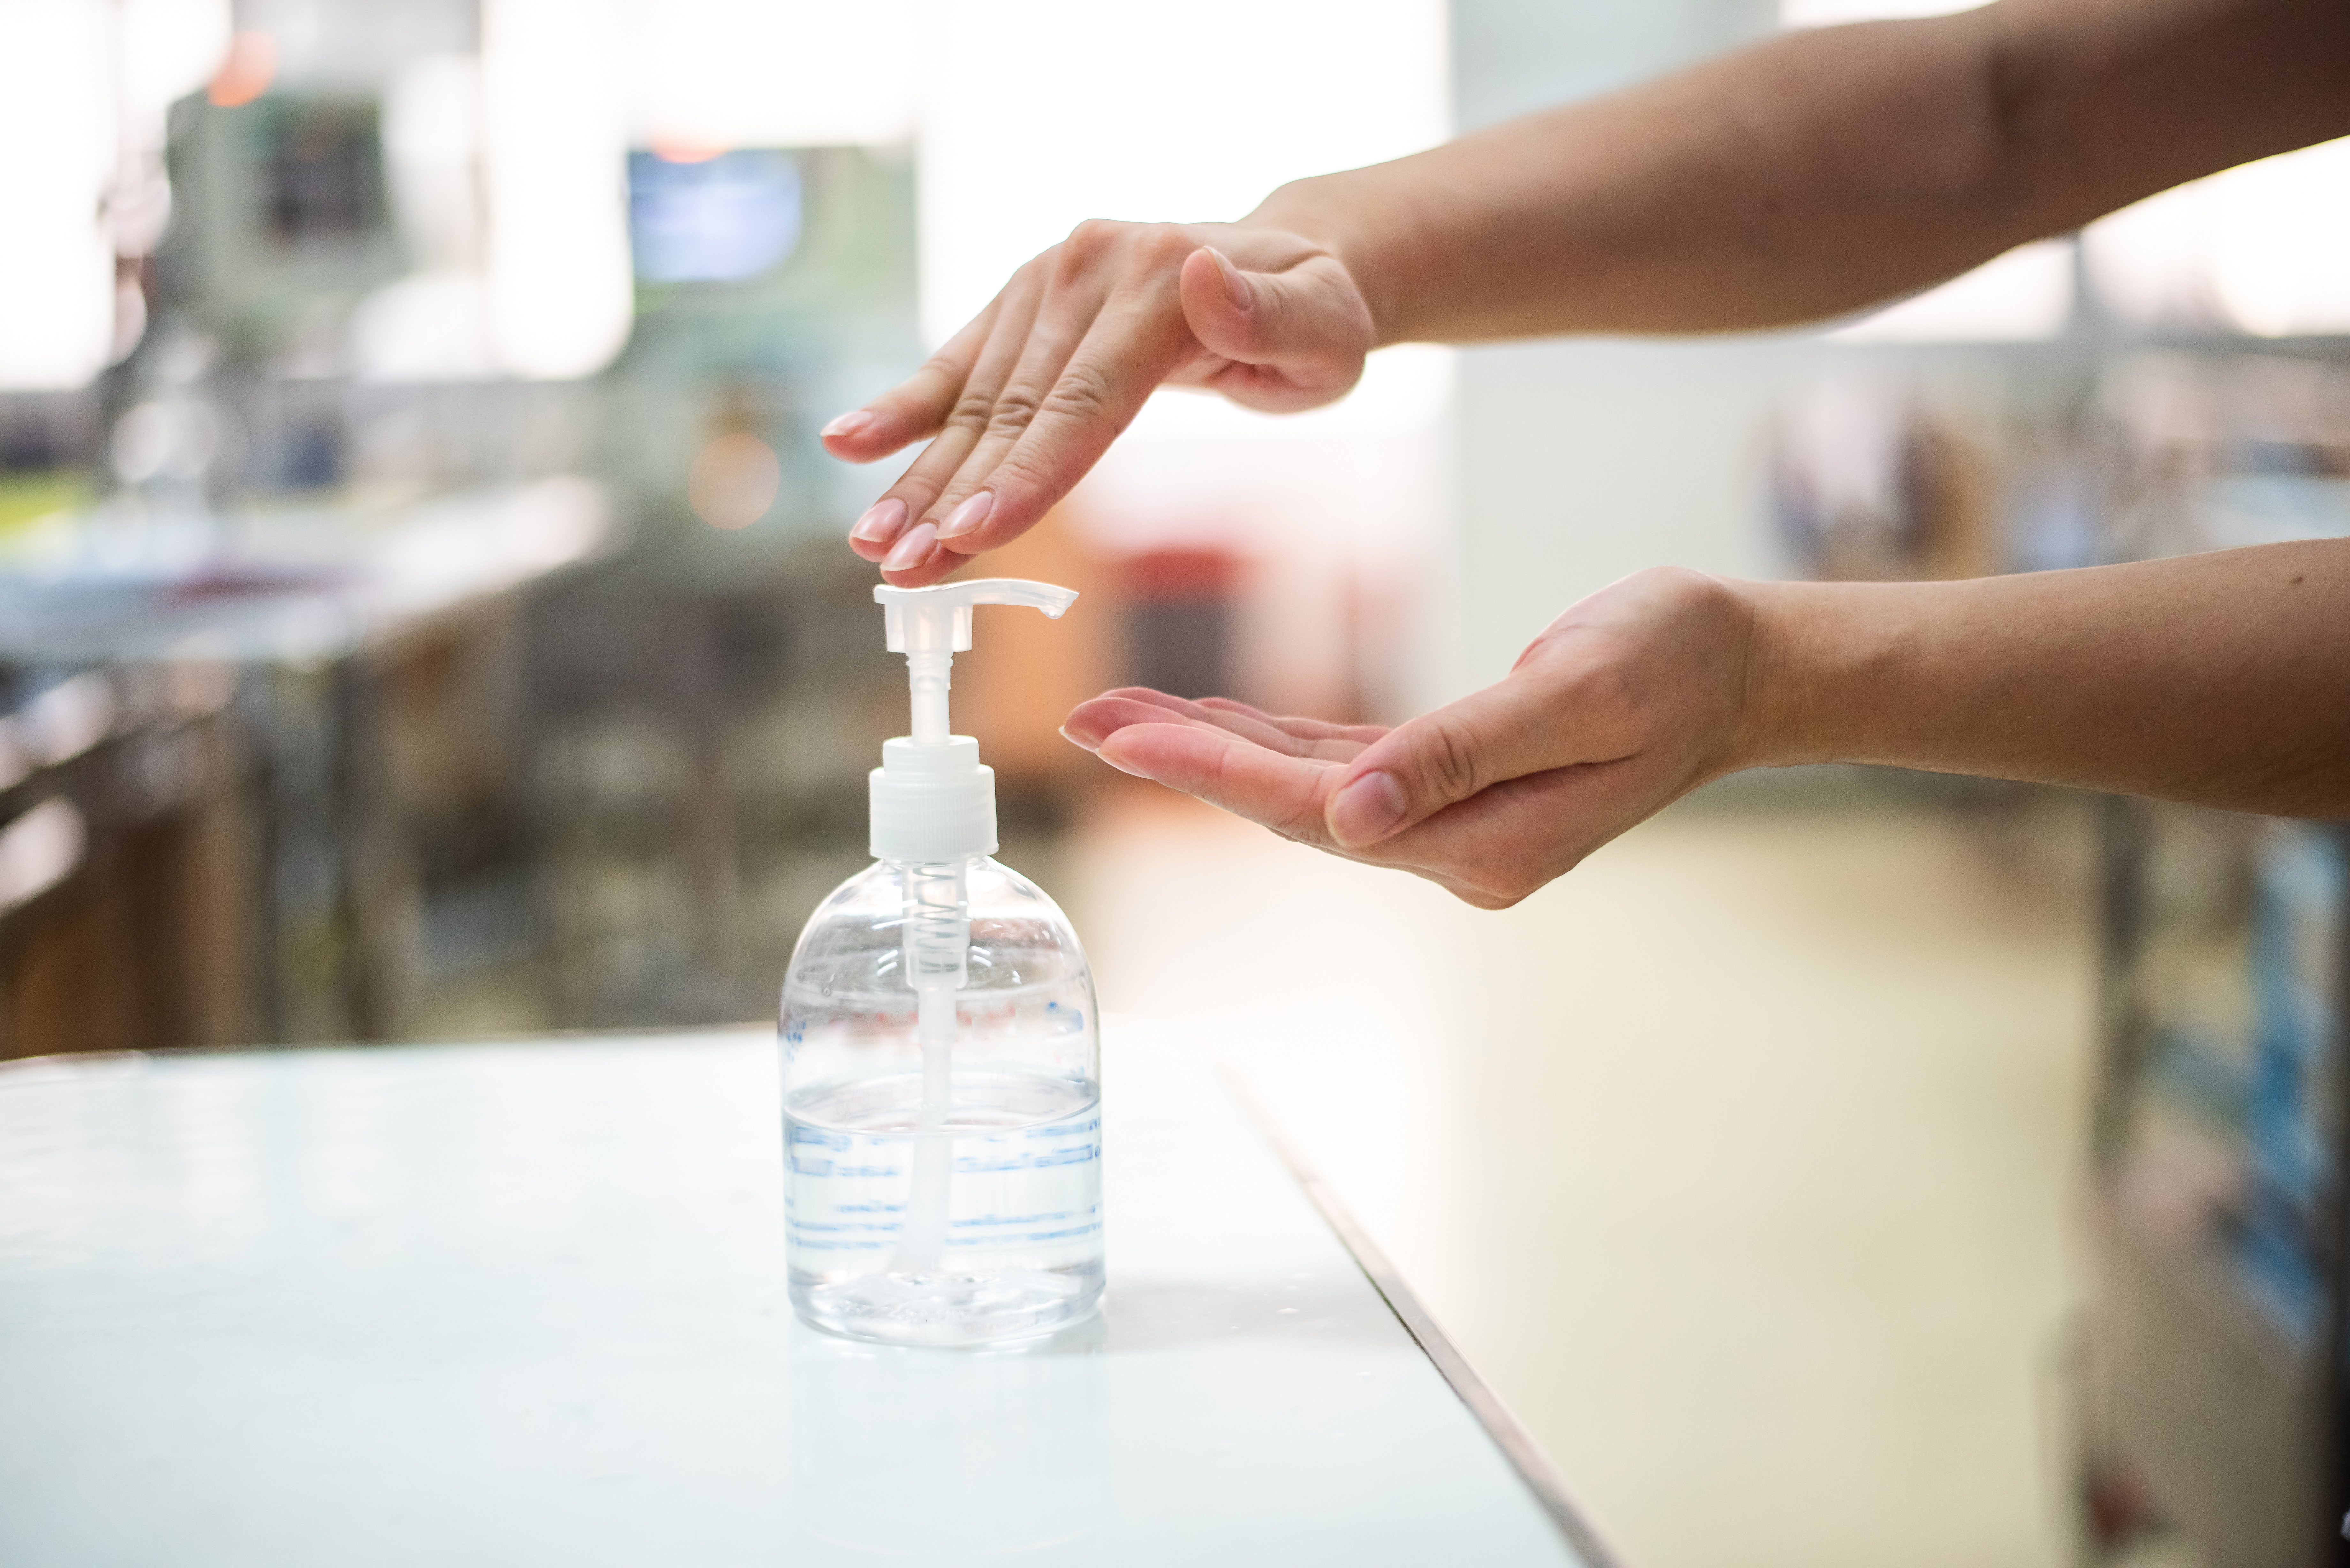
xmin=1223 ymin=1068 xmax=1627 ymax=1568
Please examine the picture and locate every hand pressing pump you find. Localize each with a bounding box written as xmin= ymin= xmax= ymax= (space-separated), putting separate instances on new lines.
xmin=780 ymin=579 xmax=1103 ymax=1346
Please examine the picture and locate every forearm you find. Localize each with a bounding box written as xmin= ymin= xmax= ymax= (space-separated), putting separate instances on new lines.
xmin=1248 ymin=0 xmax=2350 ymax=342
xmin=1736 ymin=542 xmax=2350 ymax=817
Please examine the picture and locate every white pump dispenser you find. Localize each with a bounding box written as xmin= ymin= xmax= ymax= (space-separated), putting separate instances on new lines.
xmin=868 ymin=579 xmax=1078 ymax=864
xmin=778 ymin=577 xmax=1103 ymax=1348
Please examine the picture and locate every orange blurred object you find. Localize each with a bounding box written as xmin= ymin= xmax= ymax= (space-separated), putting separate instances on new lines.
xmin=1121 ymin=547 xmax=1239 ymax=601
xmin=651 ymin=139 xmax=727 ymax=165
xmin=207 ymin=32 xmax=277 ymax=109
xmin=687 ymin=432 xmax=780 ymax=530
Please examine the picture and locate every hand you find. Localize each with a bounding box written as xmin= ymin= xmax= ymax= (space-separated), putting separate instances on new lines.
xmin=822 ymin=220 xmax=1376 ymax=585
xmin=1059 ymin=569 xmax=1762 ymax=908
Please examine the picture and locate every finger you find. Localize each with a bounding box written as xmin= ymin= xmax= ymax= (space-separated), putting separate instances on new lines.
xmin=848 ymin=493 xmax=909 ymax=562
xmin=1102 ymin=709 xmax=1673 ymax=910
xmin=1194 ymin=696 xmax=1387 ymax=745
xmin=1063 ymin=694 xmax=1226 ymax=750
xmin=1087 ymin=720 xmax=1462 ymax=892
xmin=1367 ymin=755 xmax=1673 ymax=908
xmin=822 ymin=297 xmax=1001 ymax=464
xmin=932 ymin=280 xmax=1195 ymax=560
xmin=1067 ymin=688 xmax=1365 ymax=761
xmin=1092 ymin=722 xmax=1338 ymax=844
xmin=878 ymin=520 xmax=942 ymax=581
xmin=1091 ymin=689 xmax=1293 ymax=748
xmin=868 ymin=283 xmax=1050 ymax=582
xmin=1091 ymin=685 xmax=1199 ymax=712
xmin=1322 ymin=676 xmax=1612 ymax=850
xmin=1176 ymin=248 xmax=1373 ymax=412
xmin=877 ymin=530 xmax=962 ymax=586
xmin=1070 ymin=693 xmax=1358 ymax=761
xmin=1065 ymin=691 xmax=1192 ymax=745
xmin=926 ymin=257 xmax=1114 ymax=552
xmin=848 ymin=448 xmax=931 ymax=562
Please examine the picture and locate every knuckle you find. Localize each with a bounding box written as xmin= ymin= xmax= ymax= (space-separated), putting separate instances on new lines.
xmin=983 ymin=385 xmax=1043 ymax=440
xmin=988 ymin=440 xmax=1082 ymax=515
xmin=1131 ymin=222 xmax=1194 ymax=269
xmin=1038 ymin=361 xmax=1118 ymax=426
xmin=915 ymin=350 xmax=967 ymax=392
xmin=945 ymin=390 xmax=997 ymax=434
xmin=1567 ymin=657 xmax=1636 ymax=716
xmin=1048 ymin=238 xmax=1093 ymax=287
xmin=1063 ymin=218 xmax=1123 ymax=263
xmin=1280 ymin=794 xmax=1340 ymax=846
xmin=1412 ymin=712 xmax=1484 ymax=803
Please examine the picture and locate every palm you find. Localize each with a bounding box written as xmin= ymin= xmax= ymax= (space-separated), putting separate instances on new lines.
xmin=1063 ymin=688 xmax=1626 ymax=908
xmin=1062 ymin=569 xmax=1762 ymax=908
xmin=1066 ymin=689 xmax=1382 ymax=816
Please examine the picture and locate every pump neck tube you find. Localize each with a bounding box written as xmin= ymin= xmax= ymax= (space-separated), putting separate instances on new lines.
xmin=909 ymin=650 xmax=951 ymax=745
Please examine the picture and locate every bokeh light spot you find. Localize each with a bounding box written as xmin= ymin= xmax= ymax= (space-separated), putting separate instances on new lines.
xmin=687 ymin=432 xmax=780 ymax=530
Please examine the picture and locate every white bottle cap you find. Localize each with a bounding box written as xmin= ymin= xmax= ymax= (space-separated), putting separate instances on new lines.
xmin=868 ymin=578 xmax=1079 ymax=863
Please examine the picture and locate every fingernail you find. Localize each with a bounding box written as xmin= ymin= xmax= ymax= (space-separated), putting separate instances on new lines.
xmin=850 ymin=497 xmax=907 ymax=544
xmin=822 ymin=410 xmax=874 ymax=440
xmin=1096 ymin=746 xmax=1154 ymax=780
xmin=1208 ymin=247 xmax=1251 ymax=311
xmin=936 ymin=490 xmax=994 ymax=541
xmin=1329 ymin=770 xmax=1407 ymax=846
xmin=881 ymin=521 xmax=936 ymax=573
xmin=1058 ymin=725 xmax=1100 ymax=753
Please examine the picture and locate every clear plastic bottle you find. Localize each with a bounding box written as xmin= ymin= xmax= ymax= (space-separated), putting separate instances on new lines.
xmin=779 ymin=579 xmax=1103 ymax=1347
xmin=781 ymin=854 xmax=1102 ymax=1345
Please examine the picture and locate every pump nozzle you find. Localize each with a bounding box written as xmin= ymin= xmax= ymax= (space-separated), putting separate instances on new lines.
xmin=876 ymin=579 xmax=1079 ymax=745
xmin=868 ymin=578 xmax=1080 ymax=863
xmin=875 ymin=578 xmax=1079 ymax=651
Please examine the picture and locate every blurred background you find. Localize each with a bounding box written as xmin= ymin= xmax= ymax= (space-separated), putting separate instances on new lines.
xmin=2 ymin=0 xmax=2345 ymax=1565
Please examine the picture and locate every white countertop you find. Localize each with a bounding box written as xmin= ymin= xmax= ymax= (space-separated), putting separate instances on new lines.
xmin=0 ymin=1018 xmax=1606 ymax=1566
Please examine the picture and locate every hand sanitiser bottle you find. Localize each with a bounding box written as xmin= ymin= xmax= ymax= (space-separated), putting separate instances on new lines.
xmin=780 ymin=579 xmax=1103 ymax=1346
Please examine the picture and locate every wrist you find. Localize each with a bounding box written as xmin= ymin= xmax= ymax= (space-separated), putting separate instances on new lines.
xmin=1734 ymin=577 xmax=1948 ymax=776
xmin=1243 ymin=171 xmax=1409 ymax=345
xmin=1719 ymin=578 xmax=1841 ymax=774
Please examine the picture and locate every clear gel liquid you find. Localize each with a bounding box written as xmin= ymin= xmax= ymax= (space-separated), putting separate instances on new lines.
xmin=785 ymin=1069 xmax=1103 ymax=1346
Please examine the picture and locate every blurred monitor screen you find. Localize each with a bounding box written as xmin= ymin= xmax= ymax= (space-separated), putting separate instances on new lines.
xmin=628 ymin=150 xmax=803 ymax=284
xmin=257 ymin=99 xmax=385 ymax=245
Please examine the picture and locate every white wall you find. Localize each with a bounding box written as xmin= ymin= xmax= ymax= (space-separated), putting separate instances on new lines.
xmin=1444 ymin=0 xmax=1798 ymax=689
xmin=1454 ymin=338 xmax=1796 ymax=679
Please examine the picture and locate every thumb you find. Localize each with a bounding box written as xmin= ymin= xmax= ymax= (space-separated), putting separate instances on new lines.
xmin=1179 ymin=246 xmax=1371 ymax=388
xmin=1323 ymin=680 xmax=1572 ymax=849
